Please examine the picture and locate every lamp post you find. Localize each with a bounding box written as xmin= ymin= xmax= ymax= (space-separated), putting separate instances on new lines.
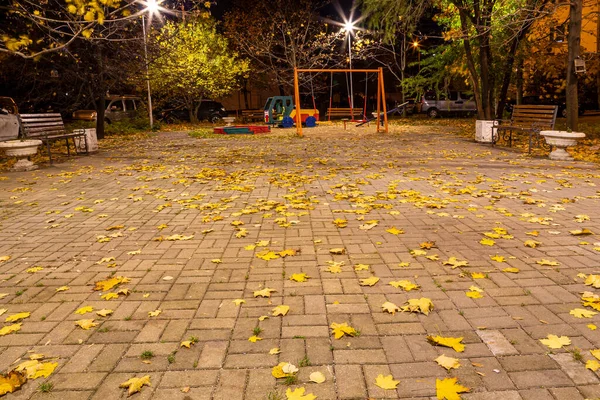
xmin=413 ymin=40 xmax=420 ymax=72
xmin=344 ymin=21 xmax=355 ymax=119
xmin=142 ymin=0 xmax=159 ymax=130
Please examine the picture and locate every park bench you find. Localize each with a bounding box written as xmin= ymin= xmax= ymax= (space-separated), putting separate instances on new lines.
xmin=492 ymin=104 xmax=558 ymax=153
xmin=326 ymin=107 xmax=363 ymax=119
xmin=241 ymin=109 xmax=264 ymax=122
xmin=19 ymin=113 xmax=88 ymax=164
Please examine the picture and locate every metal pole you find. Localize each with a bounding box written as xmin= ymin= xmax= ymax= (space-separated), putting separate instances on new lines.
xmin=142 ymin=15 xmax=154 ymax=130
xmin=348 ymin=33 xmax=354 ymax=121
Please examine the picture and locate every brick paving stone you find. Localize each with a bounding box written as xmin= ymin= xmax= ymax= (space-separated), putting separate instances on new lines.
xmin=3 ymin=129 xmax=600 ymax=398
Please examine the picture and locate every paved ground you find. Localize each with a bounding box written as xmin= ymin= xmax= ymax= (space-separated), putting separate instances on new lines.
xmin=1 ymin=126 xmax=599 ymax=400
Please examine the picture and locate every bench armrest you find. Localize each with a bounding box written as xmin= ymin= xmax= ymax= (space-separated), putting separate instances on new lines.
xmin=493 ymin=119 xmax=512 ymax=126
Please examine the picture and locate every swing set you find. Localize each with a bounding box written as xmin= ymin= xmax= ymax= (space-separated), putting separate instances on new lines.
xmin=293 ymin=67 xmax=389 ymax=137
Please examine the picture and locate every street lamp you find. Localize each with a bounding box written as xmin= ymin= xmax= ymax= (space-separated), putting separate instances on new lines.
xmin=344 ymin=21 xmax=356 ymax=119
xmin=412 ymin=40 xmax=421 ymax=72
xmin=142 ymin=0 xmax=160 ymax=130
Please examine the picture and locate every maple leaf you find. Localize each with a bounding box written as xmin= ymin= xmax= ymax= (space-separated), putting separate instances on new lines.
xmin=398 ymin=262 xmax=410 ymax=268
xmin=502 ymin=267 xmax=520 ymax=273
xmin=539 ymin=334 xmax=571 ymax=349
xmin=248 ymin=335 xmax=262 ymax=342
xmin=96 ymin=309 xmax=113 ymax=317
xmin=272 ymin=362 xmax=295 ymax=378
xmin=382 ymin=301 xmax=400 ymax=314
xmin=524 ymin=240 xmax=541 ymax=248
xmin=427 ymin=335 xmax=465 ymax=352
xmin=120 ymin=375 xmax=152 ymax=397
xmin=269 ymin=348 xmax=280 ymax=355
xmin=290 ymin=273 xmax=309 ymax=282
xmin=354 ymin=264 xmax=369 ymax=271
xmin=212 ymin=259 xmax=222 ymax=264
xmin=254 ymin=288 xmax=276 ymax=298
xmin=410 ymin=249 xmax=427 ymax=257
xmin=359 ymin=276 xmax=380 ymax=286
xmin=101 ymin=293 xmax=119 ymax=300
xmin=330 ymin=322 xmax=358 ymax=339
xmin=233 ymin=299 xmax=245 ymax=306
xmin=26 ymin=266 xmax=43 ymax=273
xmin=401 ymin=298 xmax=434 ymax=315
xmin=180 ymin=341 xmax=193 ymax=348
xmin=374 ymin=374 xmax=400 ymax=390
xmin=490 ymin=255 xmax=505 ymax=263
xmin=0 ymin=255 xmax=10 ymax=263
xmin=5 ymin=312 xmax=30 ymax=323
xmin=75 ymin=306 xmax=94 ymax=315
xmin=536 ymin=259 xmax=560 ymax=266
xmin=231 ymin=220 xmax=244 ymax=226
xmin=329 ymin=248 xmax=346 ymax=255
xmin=332 ymin=218 xmax=348 ymax=228
xmin=0 ymin=323 xmax=21 ymax=336
xmin=526 ymin=230 xmax=539 ymax=236
xmin=435 ymin=354 xmax=461 ymax=370
xmin=591 ymin=349 xmax=600 ymax=360
xmin=588 ymin=324 xmax=597 ymax=330
xmin=157 ymin=224 xmax=168 ymax=230
xmin=309 ymin=371 xmax=326 ymax=383
xmin=56 ymin=286 xmax=70 ymax=292
xmin=479 ymin=238 xmax=495 ymax=246
xmin=426 ymin=254 xmax=440 ymax=261
xmin=471 ymin=272 xmax=486 ymax=279
xmin=436 ymin=377 xmax=470 ymax=400
xmin=586 ymin=360 xmax=600 ymax=372
xmin=0 ymin=370 xmax=27 ymax=395
xmin=235 ymin=228 xmax=248 ymax=238
xmin=386 ymin=227 xmax=404 ymax=235
xmin=75 ymin=319 xmax=98 ymax=330
xmin=256 ymin=250 xmax=280 ymax=261
xmin=279 ymin=249 xmax=297 ymax=257
xmin=148 ymin=310 xmax=162 ymax=317
xmin=585 ymin=275 xmax=600 ymax=288
xmin=94 ymin=276 xmax=130 ymax=291
xmin=118 ymin=288 xmax=131 ymax=296
xmin=272 ymin=305 xmax=290 ymax=316
xmin=420 ymin=241 xmax=436 ymax=249
xmin=570 ymin=228 xmax=594 ymax=236
xmin=570 ymin=308 xmax=597 ymax=318
xmin=285 ymin=387 xmax=316 ymax=400
xmin=359 ymin=222 xmax=378 ymax=230
xmin=466 ymin=291 xmax=483 ymax=299
xmin=127 ymin=249 xmax=141 ymax=255
xmin=326 ymin=264 xmax=343 ymax=273
xmin=106 ymin=225 xmax=124 ymax=231
xmin=443 ymin=257 xmax=469 ymax=269
xmin=244 ymin=244 xmax=257 ymax=251
xmin=389 ymin=280 xmax=420 ymax=291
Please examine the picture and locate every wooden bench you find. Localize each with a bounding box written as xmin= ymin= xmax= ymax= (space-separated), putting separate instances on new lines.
xmin=326 ymin=108 xmax=363 ymax=119
xmin=19 ymin=113 xmax=88 ymax=164
xmin=492 ymin=105 xmax=558 ymax=153
xmin=241 ymin=109 xmax=264 ymax=122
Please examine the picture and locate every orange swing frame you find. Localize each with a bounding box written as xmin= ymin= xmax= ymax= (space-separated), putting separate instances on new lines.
xmin=293 ymin=67 xmax=389 ymax=137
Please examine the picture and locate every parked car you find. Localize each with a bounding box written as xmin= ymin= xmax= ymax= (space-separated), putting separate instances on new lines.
xmin=421 ymin=91 xmax=477 ymax=118
xmin=505 ymin=95 xmax=584 ymax=117
xmin=72 ymin=95 xmax=141 ymax=123
xmin=157 ymin=100 xmax=227 ymax=123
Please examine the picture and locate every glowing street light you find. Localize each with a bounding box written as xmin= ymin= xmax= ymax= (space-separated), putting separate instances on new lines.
xmin=344 ymin=20 xmax=356 ymax=118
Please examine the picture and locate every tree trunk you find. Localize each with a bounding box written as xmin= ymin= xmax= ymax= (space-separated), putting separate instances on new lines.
xmin=566 ymin=0 xmax=582 ymax=130
xmin=95 ymin=45 xmax=106 ymax=140
xmin=597 ymin=0 xmax=600 ymax=110
xmin=479 ymin=36 xmax=493 ymax=120
xmin=459 ymin=10 xmax=484 ymax=119
xmin=516 ymin=57 xmax=524 ymax=105
xmin=243 ymin=80 xmax=250 ymax=109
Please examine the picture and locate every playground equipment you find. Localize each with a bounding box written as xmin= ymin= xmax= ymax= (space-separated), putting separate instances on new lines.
xmin=263 ymin=96 xmax=319 ymax=128
xmin=213 ymin=125 xmax=270 ymax=134
xmin=293 ymin=68 xmax=388 ymax=137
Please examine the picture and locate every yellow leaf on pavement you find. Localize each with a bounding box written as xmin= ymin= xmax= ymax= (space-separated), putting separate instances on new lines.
xmin=374 ymin=374 xmax=400 ymax=390
xmin=386 ymin=227 xmax=404 ymax=235
xmin=330 ymin=322 xmax=357 ymax=339
xmin=354 ymin=264 xmax=369 ymax=271
xmin=466 ymin=291 xmax=483 ymax=299
xmin=254 ymin=288 xmax=276 ymax=298
xmin=5 ymin=312 xmax=30 ymax=323
xmin=101 ymin=293 xmax=119 ymax=300
xmin=389 ymin=280 xmax=420 ymax=291
xmin=272 ymin=305 xmax=290 ymax=316
xmin=0 ymin=323 xmax=21 ymax=336
xmin=56 ymin=286 xmax=70 ymax=292
xmin=148 ymin=310 xmax=161 ymax=317
xmin=400 ymin=298 xmax=434 ymax=315
xmin=233 ymin=299 xmax=245 ymax=306
xmin=96 ymin=309 xmax=113 ymax=317
xmin=75 ymin=306 xmax=93 ymax=315
xmin=570 ymin=308 xmax=597 ymax=318
xmin=586 ymin=359 xmax=600 ymax=372
xmin=212 ymin=259 xmax=222 ymax=264
xmin=502 ymin=267 xmax=520 ymax=273
xmin=94 ymin=276 xmax=130 ymax=291
xmin=435 ymin=354 xmax=461 ymax=370
xmin=272 ymin=362 xmax=294 ymax=378
xmin=536 ymin=259 xmax=560 ymax=266
xmin=120 ymin=375 xmax=152 ymax=396
xmin=26 ymin=266 xmax=43 ymax=273
xmin=524 ymin=240 xmax=541 ymax=248
xmin=248 ymin=335 xmax=262 ymax=342
xmin=256 ymin=250 xmax=280 ymax=261
xmin=490 ymin=255 xmax=505 ymax=263
xmin=279 ymin=249 xmax=297 ymax=257
xmin=570 ymin=228 xmax=594 ymax=236
xmin=436 ymin=377 xmax=470 ymax=400
xmin=75 ymin=319 xmax=98 ymax=330
xmin=329 ymin=248 xmax=345 ymax=255
xmin=471 ymin=273 xmax=486 ymax=279
xmin=0 ymin=370 xmax=27 ymax=395
xmin=96 ymin=257 xmax=115 ymax=264
xmin=480 ymin=238 xmax=495 ymax=246
xmin=269 ymin=347 xmax=280 ymax=355
xmin=588 ymin=324 xmax=597 ymax=330
xmin=382 ymin=301 xmax=400 ymax=314
xmin=443 ymin=257 xmax=469 ymax=269
xmin=332 ymin=218 xmax=347 ymax=228
xmin=427 ymin=335 xmax=465 ymax=352
xmin=0 ymin=256 xmax=10 ymax=263
xmin=309 ymin=371 xmax=326 ymax=383
xmin=290 ymin=273 xmax=310 ymax=282
xmin=539 ymin=334 xmax=571 ymax=349
xmin=285 ymin=387 xmax=316 ymax=400
xmin=359 ymin=276 xmax=380 ymax=286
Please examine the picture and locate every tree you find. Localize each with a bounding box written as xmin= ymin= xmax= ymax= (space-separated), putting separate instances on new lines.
xmin=149 ymin=15 xmax=249 ymax=123
xmin=363 ymin=0 xmax=553 ymax=119
xmin=224 ymin=0 xmax=347 ymax=96
xmin=566 ymin=0 xmax=583 ymax=130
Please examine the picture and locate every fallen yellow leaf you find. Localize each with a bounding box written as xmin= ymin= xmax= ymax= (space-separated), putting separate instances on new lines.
xmin=285 ymin=387 xmax=316 ymax=400
xmin=436 ymin=377 xmax=470 ymax=400
xmin=5 ymin=312 xmax=30 ymax=323
xmin=0 ymin=370 xmax=27 ymax=395
xmin=330 ymin=322 xmax=357 ymax=339
xmin=359 ymin=276 xmax=380 ymax=286
xmin=374 ymin=374 xmax=400 ymax=390
xmin=435 ymin=354 xmax=461 ymax=370
xmin=75 ymin=306 xmax=94 ymax=315
xmin=120 ymin=375 xmax=151 ymax=397
xmin=309 ymin=371 xmax=326 ymax=383
xmin=539 ymin=334 xmax=571 ymax=349
xmin=272 ymin=305 xmax=290 ymax=316
xmin=0 ymin=323 xmax=21 ymax=336
xmin=254 ymin=288 xmax=276 ymax=298
xmin=75 ymin=319 xmax=98 ymax=330
xmin=382 ymin=301 xmax=400 ymax=314
xmin=427 ymin=335 xmax=465 ymax=352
